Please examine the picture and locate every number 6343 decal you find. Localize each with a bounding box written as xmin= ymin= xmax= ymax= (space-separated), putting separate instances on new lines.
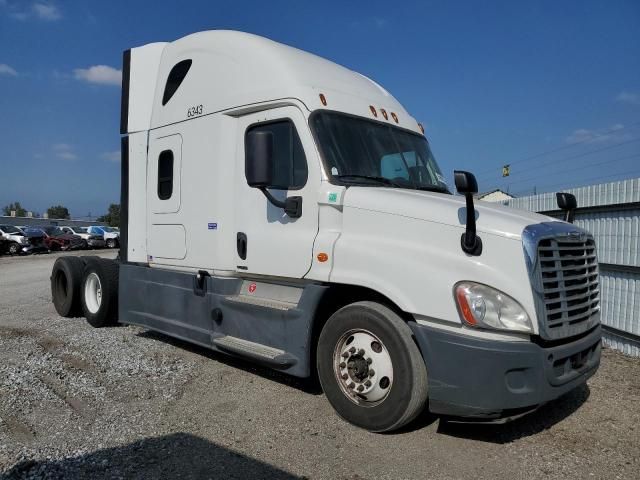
xmin=187 ymin=104 xmax=203 ymax=118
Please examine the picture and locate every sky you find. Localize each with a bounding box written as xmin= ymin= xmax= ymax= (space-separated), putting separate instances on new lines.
xmin=0 ymin=0 xmax=639 ymax=218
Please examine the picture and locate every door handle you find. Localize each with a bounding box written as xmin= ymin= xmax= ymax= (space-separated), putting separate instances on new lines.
xmin=237 ymin=232 xmax=247 ymax=260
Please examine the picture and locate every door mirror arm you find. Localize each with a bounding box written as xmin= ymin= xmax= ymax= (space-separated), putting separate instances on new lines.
xmin=454 ymin=170 xmax=482 ymax=256
xmin=259 ymin=188 xmax=302 ymax=218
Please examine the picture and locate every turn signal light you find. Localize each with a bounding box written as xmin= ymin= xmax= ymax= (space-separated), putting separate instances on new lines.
xmin=319 ymin=93 xmax=327 ymax=106
xmin=317 ymin=252 xmax=329 ymax=262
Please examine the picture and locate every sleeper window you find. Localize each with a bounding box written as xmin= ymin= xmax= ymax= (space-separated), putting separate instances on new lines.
xmin=162 ymin=59 xmax=192 ymax=106
xmin=157 ymin=150 xmax=174 ymax=200
xmin=245 ymin=120 xmax=308 ymax=190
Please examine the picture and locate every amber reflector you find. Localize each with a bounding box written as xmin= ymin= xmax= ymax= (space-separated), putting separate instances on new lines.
xmin=391 ymin=112 xmax=399 ymax=123
xmin=369 ymin=105 xmax=378 ymax=117
xmin=317 ymin=253 xmax=329 ymax=262
xmin=380 ymin=108 xmax=388 ymax=120
xmin=319 ymin=93 xmax=327 ymax=106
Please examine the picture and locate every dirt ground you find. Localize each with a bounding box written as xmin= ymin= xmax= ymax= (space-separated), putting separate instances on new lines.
xmin=1 ymin=251 xmax=639 ymax=479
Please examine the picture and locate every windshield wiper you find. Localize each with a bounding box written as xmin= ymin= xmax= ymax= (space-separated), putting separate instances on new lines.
xmin=335 ymin=175 xmax=402 ymax=187
xmin=414 ymin=185 xmax=450 ymax=194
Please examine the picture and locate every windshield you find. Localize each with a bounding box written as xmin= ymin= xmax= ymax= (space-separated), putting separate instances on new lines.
xmin=1 ymin=225 xmax=23 ymax=234
xmin=75 ymin=227 xmax=88 ymax=233
xmin=311 ymin=112 xmax=448 ymax=192
xmin=102 ymin=227 xmax=116 ymax=232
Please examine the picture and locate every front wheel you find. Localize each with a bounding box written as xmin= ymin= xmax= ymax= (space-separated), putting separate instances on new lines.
xmin=317 ymin=301 xmax=428 ymax=432
xmin=8 ymin=242 xmax=20 ymax=255
xmin=106 ymin=238 xmax=116 ymax=249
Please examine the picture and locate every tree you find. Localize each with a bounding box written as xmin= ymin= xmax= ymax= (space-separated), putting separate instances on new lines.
xmin=97 ymin=203 xmax=120 ymax=227
xmin=47 ymin=205 xmax=70 ymax=219
xmin=2 ymin=202 xmax=27 ymax=217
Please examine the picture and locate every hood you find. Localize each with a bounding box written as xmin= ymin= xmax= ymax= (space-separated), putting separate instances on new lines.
xmin=343 ymin=187 xmax=553 ymax=240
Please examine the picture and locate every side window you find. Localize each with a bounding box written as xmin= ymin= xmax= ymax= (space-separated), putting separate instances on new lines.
xmin=245 ymin=120 xmax=308 ymax=190
xmin=162 ymin=59 xmax=192 ymax=106
xmin=157 ymin=150 xmax=174 ymax=200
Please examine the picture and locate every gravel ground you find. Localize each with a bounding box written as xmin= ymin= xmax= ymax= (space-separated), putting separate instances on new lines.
xmin=0 ymin=251 xmax=639 ymax=479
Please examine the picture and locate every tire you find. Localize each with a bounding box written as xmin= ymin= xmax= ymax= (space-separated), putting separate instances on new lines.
xmin=80 ymin=258 xmax=119 ymax=328
xmin=317 ymin=301 xmax=428 ymax=432
xmin=51 ymin=257 xmax=85 ymax=317
xmin=106 ymin=238 xmax=116 ymax=249
xmin=81 ymin=240 xmax=88 ymax=250
xmin=8 ymin=242 xmax=20 ymax=255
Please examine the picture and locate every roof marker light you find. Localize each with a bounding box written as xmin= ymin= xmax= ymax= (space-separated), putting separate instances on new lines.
xmin=380 ymin=108 xmax=388 ymax=120
xmin=319 ymin=93 xmax=327 ymax=106
xmin=369 ymin=105 xmax=378 ymax=117
xmin=418 ymin=122 xmax=425 ymax=134
xmin=391 ymin=112 xmax=399 ymax=123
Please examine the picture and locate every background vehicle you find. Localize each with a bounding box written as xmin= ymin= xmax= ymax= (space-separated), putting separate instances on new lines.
xmin=38 ymin=226 xmax=86 ymax=251
xmin=0 ymin=224 xmax=30 ymax=255
xmin=50 ymin=31 xmax=601 ymax=432
xmin=17 ymin=227 xmax=49 ymax=254
xmin=87 ymin=226 xmax=119 ymax=248
xmin=60 ymin=226 xmax=106 ymax=249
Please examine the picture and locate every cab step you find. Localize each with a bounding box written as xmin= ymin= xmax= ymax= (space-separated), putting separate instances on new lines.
xmin=212 ymin=335 xmax=298 ymax=368
xmin=222 ymin=294 xmax=297 ymax=311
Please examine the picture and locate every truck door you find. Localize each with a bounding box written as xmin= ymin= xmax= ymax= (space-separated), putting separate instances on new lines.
xmin=146 ymin=132 xmax=185 ymax=262
xmin=234 ymin=106 xmax=319 ymax=278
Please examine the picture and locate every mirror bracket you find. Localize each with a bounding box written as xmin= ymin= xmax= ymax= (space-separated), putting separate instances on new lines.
xmin=260 ymin=188 xmax=302 ymax=218
xmin=454 ymin=170 xmax=483 ymax=256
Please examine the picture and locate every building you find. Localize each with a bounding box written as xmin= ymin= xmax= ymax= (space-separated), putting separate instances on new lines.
xmin=475 ymin=189 xmax=515 ymax=202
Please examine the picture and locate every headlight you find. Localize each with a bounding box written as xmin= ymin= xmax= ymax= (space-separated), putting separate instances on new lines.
xmin=454 ymin=282 xmax=532 ymax=333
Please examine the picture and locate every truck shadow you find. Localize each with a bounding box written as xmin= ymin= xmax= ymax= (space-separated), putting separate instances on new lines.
xmin=435 ymin=383 xmax=591 ymax=443
xmin=1 ymin=433 xmax=300 ymax=480
xmin=136 ymin=330 xmax=323 ymax=395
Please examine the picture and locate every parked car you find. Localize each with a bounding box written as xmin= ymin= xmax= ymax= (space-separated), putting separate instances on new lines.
xmin=60 ymin=226 xmax=106 ymax=249
xmin=0 ymin=224 xmax=31 ymax=255
xmin=87 ymin=226 xmax=119 ymax=248
xmin=38 ymin=226 xmax=87 ymax=251
xmin=17 ymin=227 xmax=49 ymax=254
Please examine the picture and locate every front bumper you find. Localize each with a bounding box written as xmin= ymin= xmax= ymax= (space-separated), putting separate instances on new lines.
xmin=88 ymin=239 xmax=105 ymax=248
xmin=410 ymin=322 xmax=601 ymax=419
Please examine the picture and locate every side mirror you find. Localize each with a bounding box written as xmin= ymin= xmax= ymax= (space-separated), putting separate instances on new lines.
xmin=244 ymin=129 xmax=302 ymax=218
xmin=556 ymin=192 xmax=577 ymax=223
xmin=454 ymin=171 xmax=478 ymax=194
xmin=454 ymin=170 xmax=482 ymax=256
xmin=245 ymin=130 xmax=274 ymax=187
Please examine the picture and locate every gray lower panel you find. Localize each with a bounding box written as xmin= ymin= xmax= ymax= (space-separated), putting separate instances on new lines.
xmin=118 ymin=264 xmax=327 ymax=377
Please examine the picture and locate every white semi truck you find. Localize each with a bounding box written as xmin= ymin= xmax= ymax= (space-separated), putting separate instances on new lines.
xmin=50 ymin=31 xmax=601 ymax=432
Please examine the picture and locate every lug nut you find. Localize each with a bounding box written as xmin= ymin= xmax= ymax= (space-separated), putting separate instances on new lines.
xmin=368 ymin=369 xmax=375 ymax=377
xmin=358 ymin=349 xmax=365 ymax=356
xmin=342 ymin=352 xmax=349 ymax=358
xmin=364 ymin=380 xmax=372 ymax=387
xmin=348 ymin=382 xmax=355 ymax=389
xmin=341 ymin=373 xmax=348 ymax=380
xmin=349 ymin=347 xmax=356 ymax=353
xmin=339 ymin=362 xmax=346 ymax=369
xmin=357 ymin=385 xmax=364 ymax=392
xmin=366 ymin=357 xmax=372 ymax=364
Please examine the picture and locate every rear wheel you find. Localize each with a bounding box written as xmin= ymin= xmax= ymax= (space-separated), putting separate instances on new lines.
xmin=317 ymin=301 xmax=428 ymax=432
xmin=51 ymin=257 xmax=85 ymax=317
xmin=106 ymin=238 xmax=116 ymax=249
xmin=8 ymin=242 xmax=20 ymax=255
xmin=81 ymin=259 xmax=119 ymax=327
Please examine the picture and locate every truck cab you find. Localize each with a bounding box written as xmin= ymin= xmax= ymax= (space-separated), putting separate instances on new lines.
xmin=52 ymin=30 xmax=600 ymax=432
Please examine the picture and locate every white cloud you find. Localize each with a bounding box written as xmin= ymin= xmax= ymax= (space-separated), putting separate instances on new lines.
xmin=101 ymin=151 xmax=120 ymax=163
xmin=565 ymin=124 xmax=630 ymax=144
xmin=0 ymin=63 xmax=17 ymax=76
xmin=53 ymin=143 xmax=77 ymax=160
xmin=32 ymin=2 xmax=61 ymax=20
xmin=616 ymin=91 xmax=640 ymax=106
xmin=73 ymin=65 xmax=122 ymax=86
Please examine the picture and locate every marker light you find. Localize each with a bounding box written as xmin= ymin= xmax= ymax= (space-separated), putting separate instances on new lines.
xmin=418 ymin=123 xmax=425 ymax=134
xmin=317 ymin=253 xmax=329 ymax=262
xmin=454 ymin=282 xmax=532 ymax=333
xmin=380 ymin=108 xmax=388 ymax=120
xmin=369 ymin=105 xmax=378 ymax=117
xmin=319 ymin=93 xmax=327 ymax=106
xmin=390 ymin=112 xmax=399 ymax=123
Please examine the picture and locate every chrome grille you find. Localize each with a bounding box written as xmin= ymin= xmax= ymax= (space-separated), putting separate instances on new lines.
xmin=532 ymin=233 xmax=600 ymax=339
